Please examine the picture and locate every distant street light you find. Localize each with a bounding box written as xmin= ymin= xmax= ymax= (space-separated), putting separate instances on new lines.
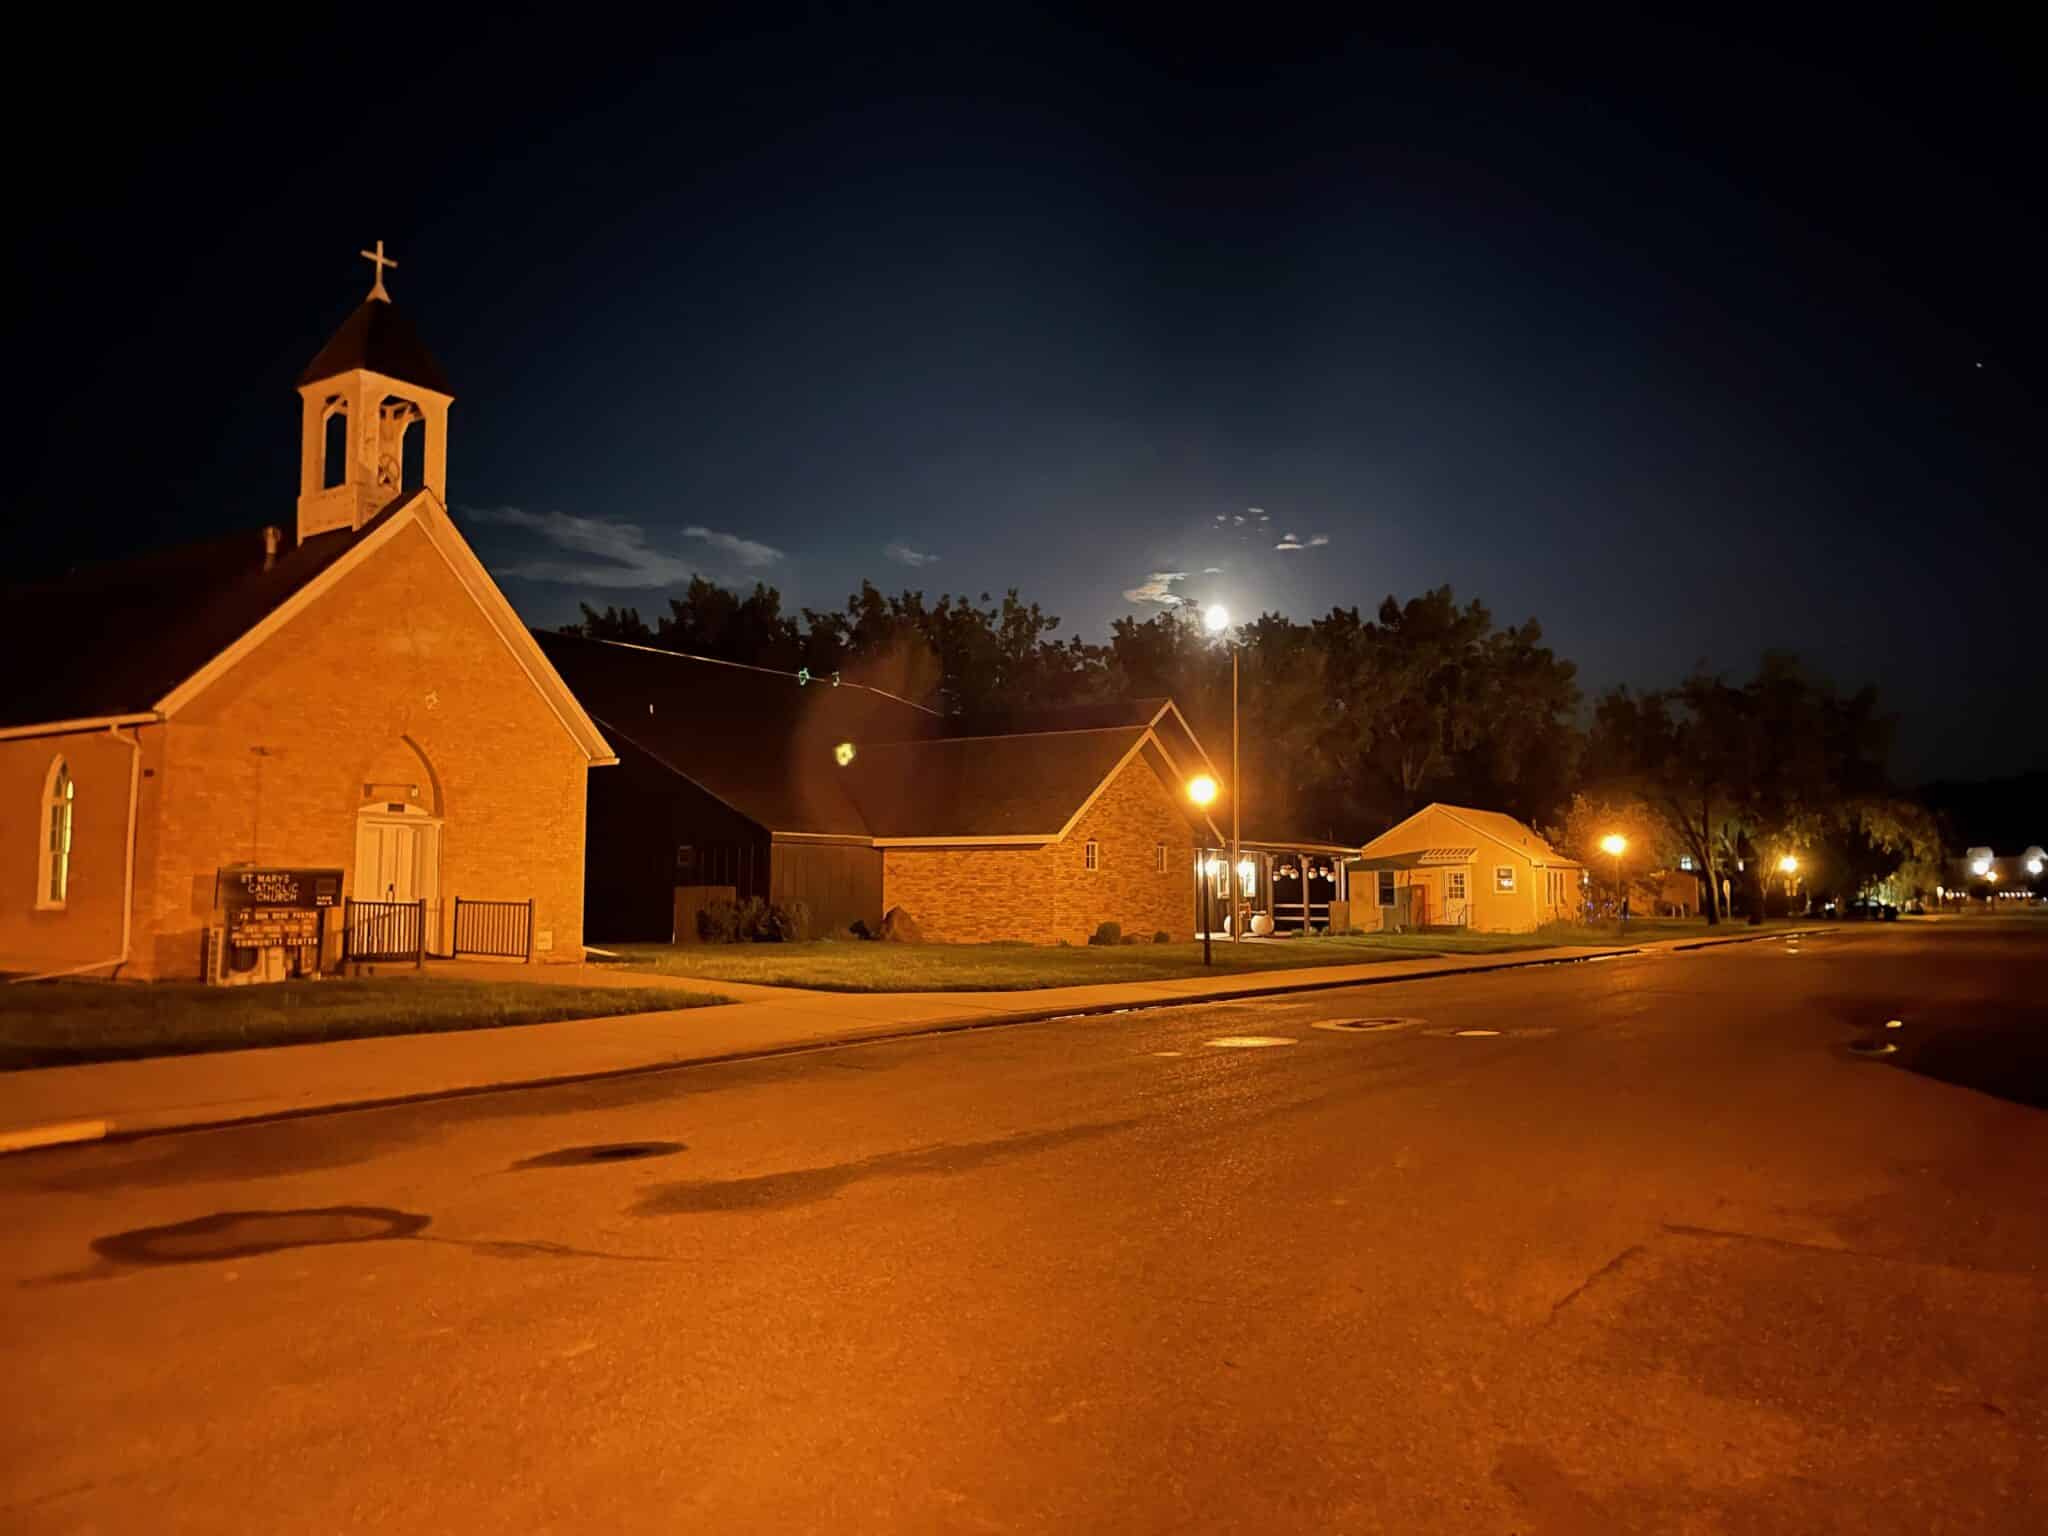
xmin=1599 ymin=834 xmax=1627 ymax=929
xmin=1778 ymin=853 xmax=1800 ymax=915
xmin=1189 ymin=778 xmax=1219 ymax=966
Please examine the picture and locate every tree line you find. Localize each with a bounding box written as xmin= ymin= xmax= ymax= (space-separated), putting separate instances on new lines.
xmin=567 ymin=578 xmax=1944 ymax=922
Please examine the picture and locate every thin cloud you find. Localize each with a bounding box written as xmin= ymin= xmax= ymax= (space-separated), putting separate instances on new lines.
xmin=1307 ymin=534 xmax=1330 ymax=547
xmin=885 ymin=540 xmax=940 ymax=568
xmin=684 ymin=525 xmax=783 ymax=567
xmin=1123 ymin=571 xmax=1189 ymax=606
xmin=1249 ymin=507 xmax=1269 ymax=521
xmin=462 ymin=505 xmax=701 ymax=588
xmin=1202 ymin=566 xmax=1224 ymax=574
xmin=1274 ymin=533 xmax=1305 ymax=551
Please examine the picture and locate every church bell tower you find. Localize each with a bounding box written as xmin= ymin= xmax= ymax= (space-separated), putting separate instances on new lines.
xmin=294 ymin=241 xmax=455 ymax=544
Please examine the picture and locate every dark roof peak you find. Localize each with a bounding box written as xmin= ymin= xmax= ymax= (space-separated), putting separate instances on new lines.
xmin=299 ymin=297 xmax=453 ymax=395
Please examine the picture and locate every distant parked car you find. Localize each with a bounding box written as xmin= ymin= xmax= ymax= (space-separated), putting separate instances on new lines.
xmin=1843 ymin=900 xmax=1899 ymax=922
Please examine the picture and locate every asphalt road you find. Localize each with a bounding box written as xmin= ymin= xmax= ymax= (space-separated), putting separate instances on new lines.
xmin=3 ymin=924 xmax=2044 ymax=1532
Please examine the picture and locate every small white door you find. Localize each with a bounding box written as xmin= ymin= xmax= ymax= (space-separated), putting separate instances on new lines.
xmin=354 ymin=811 xmax=441 ymax=952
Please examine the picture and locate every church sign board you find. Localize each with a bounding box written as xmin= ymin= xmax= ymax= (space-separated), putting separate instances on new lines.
xmin=218 ymin=867 xmax=343 ymax=955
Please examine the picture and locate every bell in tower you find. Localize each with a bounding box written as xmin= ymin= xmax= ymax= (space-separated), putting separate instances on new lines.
xmin=294 ymin=241 xmax=455 ymax=545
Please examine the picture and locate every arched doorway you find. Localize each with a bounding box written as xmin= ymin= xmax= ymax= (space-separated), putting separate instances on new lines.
xmin=354 ymin=799 xmax=442 ymax=952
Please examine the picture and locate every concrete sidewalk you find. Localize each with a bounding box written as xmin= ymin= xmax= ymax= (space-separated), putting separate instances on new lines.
xmin=0 ymin=928 xmax=1822 ymax=1147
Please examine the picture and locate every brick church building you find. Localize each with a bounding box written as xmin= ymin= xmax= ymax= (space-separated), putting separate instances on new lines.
xmin=0 ymin=250 xmax=613 ymax=981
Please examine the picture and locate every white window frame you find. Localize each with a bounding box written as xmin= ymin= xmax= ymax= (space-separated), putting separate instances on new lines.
xmin=1679 ymin=854 xmax=1694 ymax=871
xmin=38 ymin=756 xmax=74 ymax=910
xmin=1495 ymin=865 xmax=1517 ymax=893
xmin=1377 ymin=870 xmax=1396 ymax=907
xmin=1084 ymin=840 xmax=1099 ymax=871
xmin=1447 ymin=869 xmax=1468 ymax=903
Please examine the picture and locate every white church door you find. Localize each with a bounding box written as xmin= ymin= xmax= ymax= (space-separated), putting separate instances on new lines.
xmin=354 ymin=802 xmax=442 ymax=954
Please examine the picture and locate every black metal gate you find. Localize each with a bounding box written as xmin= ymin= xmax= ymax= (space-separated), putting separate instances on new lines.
xmin=452 ymin=898 xmax=534 ymax=960
xmin=342 ymin=898 xmax=426 ymax=965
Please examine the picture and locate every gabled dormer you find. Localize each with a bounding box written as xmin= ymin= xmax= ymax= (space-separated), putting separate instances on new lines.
xmin=294 ymin=241 xmax=454 ymax=544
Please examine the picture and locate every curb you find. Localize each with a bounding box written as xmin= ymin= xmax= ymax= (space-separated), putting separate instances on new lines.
xmin=0 ymin=1118 xmax=108 ymax=1155
xmin=1669 ymin=926 xmax=1833 ymax=952
xmin=2 ymin=934 xmax=1823 ymax=1150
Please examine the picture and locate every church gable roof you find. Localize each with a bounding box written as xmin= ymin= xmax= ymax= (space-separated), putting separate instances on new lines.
xmin=298 ymin=298 xmax=453 ymax=394
xmin=0 ymin=495 xmax=614 ymax=764
xmin=840 ymin=727 xmax=1154 ymax=842
xmin=533 ymin=632 xmax=946 ymax=837
xmin=0 ymin=502 xmax=406 ymax=732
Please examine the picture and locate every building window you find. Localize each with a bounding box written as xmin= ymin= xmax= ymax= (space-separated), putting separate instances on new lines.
xmin=322 ymin=399 xmax=348 ymax=488
xmin=1154 ymin=842 xmax=1167 ymax=874
xmin=1679 ymin=854 xmax=1694 ymax=871
xmin=1084 ymin=840 xmax=1099 ymax=871
xmin=1447 ymin=870 xmax=1468 ymax=902
xmin=1495 ymin=865 xmax=1516 ymax=893
xmin=39 ymin=757 xmax=74 ymax=908
xmin=1377 ymin=870 xmax=1395 ymax=907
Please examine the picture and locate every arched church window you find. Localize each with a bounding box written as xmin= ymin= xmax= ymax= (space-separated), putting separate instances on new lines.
xmin=39 ymin=757 xmax=74 ymax=908
xmin=322 ymin=399 xmax=349 ymax=489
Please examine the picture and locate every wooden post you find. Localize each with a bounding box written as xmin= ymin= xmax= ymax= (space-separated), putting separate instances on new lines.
xmin=416 ymin=899 xmax=426 ymax=968
xmin=525 ymin=899 xmax=535 ymax=962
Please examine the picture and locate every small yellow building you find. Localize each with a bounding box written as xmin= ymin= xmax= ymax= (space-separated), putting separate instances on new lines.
xmin=1352 ymin=803 xmax=1583 ymax=933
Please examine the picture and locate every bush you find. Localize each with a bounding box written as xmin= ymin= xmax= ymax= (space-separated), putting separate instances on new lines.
xmin=848 ymin=918 xmax=874 ymax=941
xmin=1152 ymin=931 xmax=1171 ymax=944
xmin=767 ymin=900 xmax=811 ymax=943
xmin=1089 ymin=921 xmax=1122 ymax=947
xmin=696 ymin=897 xmax=740 ymax=944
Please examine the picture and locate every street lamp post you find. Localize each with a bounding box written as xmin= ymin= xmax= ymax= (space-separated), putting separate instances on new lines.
xmin=1203 ymin=603 xmax=1240 ymax=942
xmin=1600 ymin=834 xmax=1627 ymax=931
xmin=1188 ymin=775 xmax=1218 ymax=966
xmin=1778 ymin=853 xmax=1799 ymax=917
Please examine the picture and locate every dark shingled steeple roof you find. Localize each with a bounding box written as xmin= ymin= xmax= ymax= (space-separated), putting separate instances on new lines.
xmin=298 ymin=298 xmax=453 ymax=394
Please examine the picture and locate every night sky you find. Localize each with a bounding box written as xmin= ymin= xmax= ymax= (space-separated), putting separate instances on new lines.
xmin=7 ymin=11 xmax=2040 ymax=781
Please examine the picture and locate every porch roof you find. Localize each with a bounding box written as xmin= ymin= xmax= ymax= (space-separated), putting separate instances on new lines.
xmin=1351 ymin=846 xmax=1478 ymax=871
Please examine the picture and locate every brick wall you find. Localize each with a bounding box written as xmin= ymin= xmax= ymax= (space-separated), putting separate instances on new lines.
xmin=880 ymin=751 xmax=1193 ymax=946
xmin=882 ymin=844 xmax=1057 ymax=945
xmin=0 ymin=727 xmax=157 ymax=975
xmin=132 ymin=520 xmax=592 ymax=978
xmin=1051 ymin=752 xmax=1192 ymax=945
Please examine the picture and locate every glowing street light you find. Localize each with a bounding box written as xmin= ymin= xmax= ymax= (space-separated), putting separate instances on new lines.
xmin=1200 ymin=601 xmax=1243 ymax=944
xmin=1189 ymin=778 xmax=1220 ymax=965
xmin=1599 ymin=834 xmax=1626 ymax=928
xmin=1972 ymin=858 xmax=1992 ymax=876
xmin=1778 ymin=854 xmax=1798 ymax=874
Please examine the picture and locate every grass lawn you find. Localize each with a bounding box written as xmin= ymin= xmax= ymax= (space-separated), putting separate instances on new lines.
xmin=598 ymin=915 xmax=1822 ymax=993
xmin=0 ymin=977 xmax=726 ymax=1072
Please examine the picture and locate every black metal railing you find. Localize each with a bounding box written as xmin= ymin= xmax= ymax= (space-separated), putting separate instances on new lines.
xmin=452 ymin=897 xmax=533 ymax=960
xmin=342 ymin=898 xmax=426 ymax=965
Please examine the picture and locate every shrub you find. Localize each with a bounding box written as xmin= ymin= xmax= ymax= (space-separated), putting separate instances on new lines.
xmin=1152 ymin=931 xmax=1171 ymax=944
xmin=848 ymin=918 xmax=874 ymax=941
xmin=767 ymin=900 xmax=811 ymax=943
xmin=1089 ymin=921 xmax=1122 ymax=947
xmin=696 ymin=897 xmax=740 ymax=944
xmin=731 ymin=896 xmax=770 ymax=942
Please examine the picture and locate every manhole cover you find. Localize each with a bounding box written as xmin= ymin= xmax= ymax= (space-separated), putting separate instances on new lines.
xmin=514 ymin=1142 xmax=685 ymax=1169
xmin=1312 ymin=1017 xmax=1420 ymax=1034
xmin=1204 ymin=1036 xmax=1297 ymax=1049
xmin=1848 ymin=1040 xmax=1898 ymax=1057
xmin=92 ymin=1207 xmax=429 ymax=1266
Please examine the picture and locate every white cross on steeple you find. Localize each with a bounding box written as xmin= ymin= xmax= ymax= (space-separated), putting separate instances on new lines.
xmin=359 ymin=239 xmax=398 ymax=302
